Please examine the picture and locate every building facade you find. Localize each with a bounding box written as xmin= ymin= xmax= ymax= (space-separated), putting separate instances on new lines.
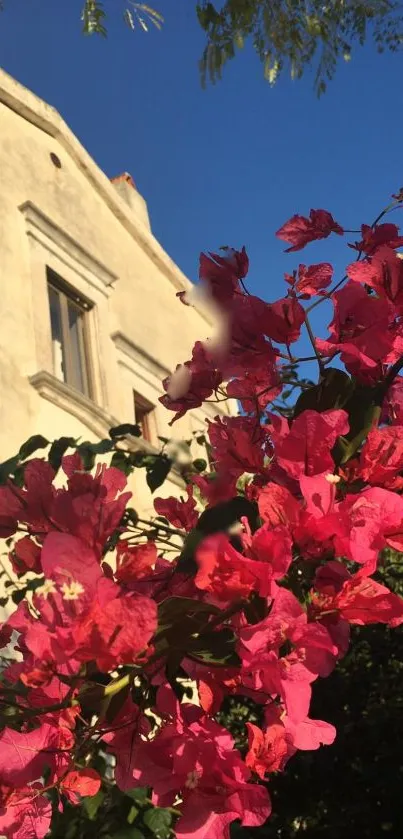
xmin=0 ymin=69 xmax=234 ymax=517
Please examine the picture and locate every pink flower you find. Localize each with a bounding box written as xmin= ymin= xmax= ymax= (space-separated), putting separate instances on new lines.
xmin=0 ymin=784 xmax=52 ymax=839
xmin=199 ymin=247 xmax=249 ymax=304
xmin=195 ymin=534 xmax=274 ymax=603
xmin=132 ymin=707 xmax=271 ymax=839
xmin=259 ymin=296 xmax=305 ymax=345
xmin=348 ymin=222 xmax=403 ymax=254
xmin=115 ymin=540 xmax=158 ymax=583
xmin=271 ymin=409 xmax=349 ymax=479
xmin=286 ymin=262 xmax=333 ymax=298
xmin=245 ymin=721 xmax=289 ymax=778
xmin=154 ymin=487 xmax=199 ymax=531
xmin=311 ymin=564 xmax=403 ymax=626
xmin=276 ymin=209 xmax=343 ymax=252
xmin=316 ymin=280 xmax=393 ymax=377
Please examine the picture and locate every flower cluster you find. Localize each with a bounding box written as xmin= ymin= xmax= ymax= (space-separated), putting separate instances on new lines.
xmin=1 ymin=196 xmax=403 ymax=839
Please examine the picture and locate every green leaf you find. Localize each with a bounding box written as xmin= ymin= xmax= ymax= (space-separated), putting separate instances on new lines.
xmin=19 ymin=435 xmax=49 ymax=460
xmin=76 ymin=444 xmax=96 ymax=471
xmin=11 ymin=587 xmax=27 ymax=605
xmin=113 ymin=828 xmax=145 ymax=839
xmin=83 ymin=789 xmax=104 ymax=820
xmin=143 ymin=806 xmax=172 ymax=838
xmin=48 ymin=437 xmax=77 ymax=472
xmin=192 ymin=458 xmax=207 ymax=473
xmin=0 ymin=455 xmax=20 ymax=484
xmin=190 ymin=627 xmax=241 ymax=666
xmin=13 ymin=464 xmax=26 ymax=489
xmin=109 ymin=423 xmax=141 ymax=440
xmin=293 ymin=368 xmax=354 ymax=418
xmin=127 ymin=804 xmax=139 ymax=824
xmin=146 ymin=455 xmax=172 ymax=493
xmin=125 ymin=787 xmax=148 ymax=806
xmin=111 ymin=451 xmax=133 ymax=476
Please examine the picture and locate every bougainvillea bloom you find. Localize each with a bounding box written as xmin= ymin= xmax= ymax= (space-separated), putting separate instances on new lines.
xmin=3 ymin=195 xmax=403 ymax=839
xmin=276 ymin=209 xmax=343 ymax=252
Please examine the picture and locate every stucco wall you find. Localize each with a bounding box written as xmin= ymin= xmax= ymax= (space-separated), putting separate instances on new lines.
xmin=0 ymin=70 xmax=236 ymax=518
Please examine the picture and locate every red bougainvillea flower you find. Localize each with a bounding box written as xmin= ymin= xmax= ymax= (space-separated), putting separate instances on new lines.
xmin=258 ymin=295 xmax=306 ymax=345
xmin=102 ymin=698 xmax=151 ymax=790
xmin=154 ymin=486 xmax=199 ymax=531
xmin=347 ymin=246 xmax=403 ymax=311
xmin=0 ymin=783 xmax=52 ymax=839
xmin=285 ymin=262 xmax=334 ymax=299
xmin=387 ymin=375 xmax=403 ymax=424
xmin=254 ymin=483 xmax=300 ymax=533
xmin=132 ymin=705 xmax=271 ymax=839
xmin=60 ymin=768 xmax=101 ymax=804
xmin=9 ymin=535 xmax=42 ymax=576
xmin=227 ymin=366 xmax=282 ymax=413
xmin=199 ymin=247 xmax=249 ymax=304
xmin=276 ymin=209 xmax=343 ymax=252
xmin=245 ymin=720 xmax=289 ymax=778
xmin=316 ymin=280 xmax=393 ymax=377
xmin=269 ymin=409 xmax=349 ymax=479
xmin=348 ymin=222 xmax=403 ymax=254
xmin=160 ymin=342 xmax=223 ymax=424
xmin=356 ymin=425 xmax=403 ymax=490
xmin=194 ymin=533 xmax=276 ymax=603
xmin=115 ymin=540 xmax=158 ymax=583
xmin=208 ymin=415 xmax=272 ymax=479
xmin=310 ymin=561 xmax=403 ymax=626
xmin=240 ymin=588 xmax=337 ymax=721
xmin=72 ymin=590 xmax=157 ymax=671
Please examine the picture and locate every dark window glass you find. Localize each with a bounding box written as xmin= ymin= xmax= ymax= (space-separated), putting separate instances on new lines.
xmin=47 ymin=270 xmax=92 ymax=397
xmin=133 ymin=392 xmax=154 ymax=443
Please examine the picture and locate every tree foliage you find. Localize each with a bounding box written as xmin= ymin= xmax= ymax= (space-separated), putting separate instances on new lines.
xmin=79 ymin=0 xmax=402 ymax=93
xmin=197 ymin=0 xmax=403 ymax=93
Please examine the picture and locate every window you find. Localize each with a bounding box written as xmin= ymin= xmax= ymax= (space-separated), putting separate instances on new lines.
xmin=47 ymin=269 xmax=92 ymax=397
xmin=133 ymin=391 xmax=155 ymax=443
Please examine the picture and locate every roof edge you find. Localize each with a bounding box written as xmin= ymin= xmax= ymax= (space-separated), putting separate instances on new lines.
xmin=0 ymin=69 xmax=207 ymax=308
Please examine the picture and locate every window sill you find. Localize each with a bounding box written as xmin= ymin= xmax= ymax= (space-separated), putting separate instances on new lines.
xmin=29 ymin=371 xmax=186 ymax=490
xmin=29 ymin=370 xmax=119 ymax=439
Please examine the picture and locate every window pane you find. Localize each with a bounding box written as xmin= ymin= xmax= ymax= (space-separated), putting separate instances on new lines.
xmin=134 ymin=393 xmax=153 ymax=442
xmin=67 ymin=301 xmax=88 ymax=394
xmin=48 ymin=286 xmax=66 ymax=383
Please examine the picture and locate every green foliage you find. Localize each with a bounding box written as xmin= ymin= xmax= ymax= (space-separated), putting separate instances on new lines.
xmin=145 ymin=453 xmax=173 ymax=492
xmin=48 ymin=773 xmax=173 ymax=839
xmin=143 ymin=807 xmax=172 ymax=838
xmin=197 ymin=0 xmax=403 ymax=94
xmin=5 ymin=0 xmax=401 ymax=94
xmin=81 ymin=0 xmax=163 ymax=37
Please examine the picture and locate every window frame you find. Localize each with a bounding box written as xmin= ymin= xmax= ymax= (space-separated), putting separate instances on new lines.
xmin=46 ymin=268 xmax=93 ymax=398
xmin=133 ymin=390 xmax=155 ymax=444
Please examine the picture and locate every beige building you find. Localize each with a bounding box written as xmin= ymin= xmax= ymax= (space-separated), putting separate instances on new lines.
xmin=0 ymin=69 xmax=234 ymax=518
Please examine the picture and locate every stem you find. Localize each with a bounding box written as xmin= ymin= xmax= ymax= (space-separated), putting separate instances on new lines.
xmin=303 ymin=311 xmax=325 ymax=376
xmin=136 ymin=517 xmax=185 ymax=538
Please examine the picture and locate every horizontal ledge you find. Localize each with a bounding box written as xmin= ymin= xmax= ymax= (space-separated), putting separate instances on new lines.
xmin=29 ymin=370 xmax=119 ymax=439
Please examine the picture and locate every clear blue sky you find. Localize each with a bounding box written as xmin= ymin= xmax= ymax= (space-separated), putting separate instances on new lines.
xmin=1 ymin=0 xmax=403 ymax=333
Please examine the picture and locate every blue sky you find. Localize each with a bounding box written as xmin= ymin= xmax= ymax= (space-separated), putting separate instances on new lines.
xmin=1 ymin=0 xmax=403 ymax=353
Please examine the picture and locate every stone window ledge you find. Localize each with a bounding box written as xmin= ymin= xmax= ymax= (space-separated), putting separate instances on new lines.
xmin=29 ymin=370 xmax=118 ymax=439
xmin=29 ymin=371 xmax=185 ymax=489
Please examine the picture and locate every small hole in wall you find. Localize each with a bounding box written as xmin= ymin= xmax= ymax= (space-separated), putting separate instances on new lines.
xmin=50 ymin=152 xmax=62 ymax=169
